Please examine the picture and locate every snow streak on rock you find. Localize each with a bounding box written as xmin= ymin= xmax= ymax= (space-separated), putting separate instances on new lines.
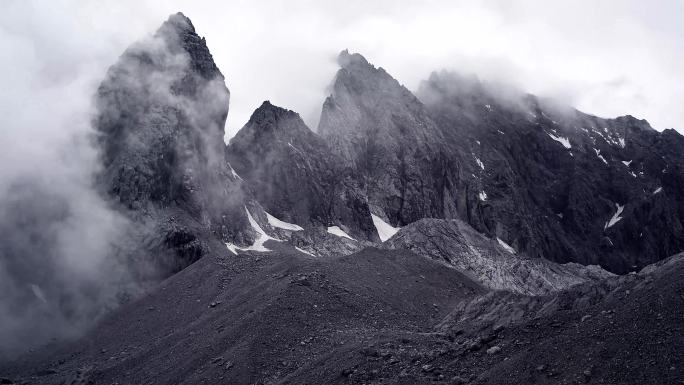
xmin=371 ymin=214 xmax=400 ymax=242
xmin=547 ymin=133 xmax=571 ymax=149
xmin=226 ymin=207 xmax=279 ymax=254
xmin=327 ymin=226 xmax=354 ymax=240
xmin=266 ymin=212 xmax=304 ymax=231
xmin=294 ymin=246 xmax=316 ymax=257
xmin=497 ymin=237 xmax=516 ymax=254
xmin=605 ymin=203 xmax=625 ymax=230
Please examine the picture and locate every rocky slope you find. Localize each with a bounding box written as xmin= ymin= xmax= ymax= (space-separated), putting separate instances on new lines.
xmin=383 ymin=218 xmax=611 ymax=295
xmin=4 ymin=246 xmax=681 ymax=385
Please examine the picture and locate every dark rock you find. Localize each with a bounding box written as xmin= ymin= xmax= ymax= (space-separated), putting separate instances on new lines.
xmin=226 ymin=101 xmax=377 ymax=241
xmin=94 ymin=12 xmax=249 ymax=276
xmin=486 ymin=346 xmax=501 ymax=355
xmin=317 ymin=52 xmax=684 ymax=273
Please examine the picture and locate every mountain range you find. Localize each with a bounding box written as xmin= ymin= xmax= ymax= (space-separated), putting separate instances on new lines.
xmin=2 ymin=12 xmax=683 ymax=385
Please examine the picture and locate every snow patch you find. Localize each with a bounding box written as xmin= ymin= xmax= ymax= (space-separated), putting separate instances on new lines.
xmin=653 ymin=187 xmax=663 ymax=195
xmin=371 ymin=214 xmax=400 ymax=242
xmin=327 ymin=226 xmax=354 ymax=240
xmin=266 ymin=212 xmax=303 ymax=231
xmin=226 ymin=207 xmax=280 ymax=254
xmin=287 ymin=142 xmax=305 ymax=155
xmin=497 ymin=129 xmax=505 ymax=135
xmin=474 ymin=156 xmax=485 ymax=170
xmin=604 ymin=203 xmax=625 ymax=230
xmin=622 ymin=160 xmax=632 ymax=167
xmin=478 ymin=191 xmax=488 ymax=201
xmin=485 ymin=104 xmax=492 ymax=111
xmin=227 ymin=163 xmax=242 ymax=181
xmin=294 ymin=246 xmax=316 ymax=257
xmin=547 ymin=133 xmax=571 ymax=149
xmin=618 ymin=138 xmax=625 ymax=148
xmin=594 ymin=148 xmax=608 ymax=164
xmin=497 ymin=238 xmax=516 ymax=254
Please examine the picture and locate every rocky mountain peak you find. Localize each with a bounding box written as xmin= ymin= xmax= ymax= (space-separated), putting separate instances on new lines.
xmin=94 ymin=13 xmax=247 ymax=275
xmin=227 ymin=101 xmax=377 ymax=241
xmin=325 ymin=50 xmax=410 ymax=107
xmin=614 ymin=115 xmax=655 ymax=133
xmin=318 ymin=51 xmax=458 ymax=226
xmin=159 ymin=12 xmax=195 ymax=34
xmin=337 ymin=49 xmax=371 ymax=69
xmin=230 ymin=100 xmax=316 ymax=154
xmin=245 ymin=100 xmax=304 ymax=133
xmin=154 ymin=12 xmax=223 ymax=82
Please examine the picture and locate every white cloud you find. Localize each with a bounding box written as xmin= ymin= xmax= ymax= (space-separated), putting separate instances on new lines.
xmin=3 ymin=0 xmax=684 ymax=138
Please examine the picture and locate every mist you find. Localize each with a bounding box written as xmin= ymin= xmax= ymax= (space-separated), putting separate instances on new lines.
xmin=0 ymin=3 xmax=139 ymax=357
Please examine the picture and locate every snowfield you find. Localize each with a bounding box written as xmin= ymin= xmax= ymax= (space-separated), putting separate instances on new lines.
xmin=547 ymin=133 xmax=571 ymax=149
xmin=327 ymin=226 xmax=354 ymax=240
xmin=371 ymin=214 xmax=400 ymax=242
xmin=266 ymin=212 xmax=304 ymax=231
xmin=226 ymin=207 xmax=280 ymax=254
xmin=497 ymin=237 xmax=516 ymax=254
xmin=605 ymin=203 xmax=625 ymax=230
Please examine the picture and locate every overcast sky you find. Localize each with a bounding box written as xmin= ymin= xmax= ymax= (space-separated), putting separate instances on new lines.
xmin=3 ymin=0 xmax=684 ymax=141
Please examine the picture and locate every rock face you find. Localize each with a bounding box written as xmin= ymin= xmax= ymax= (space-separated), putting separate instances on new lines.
xmin=95 ymin=13 xmax=249 ymax=274
xmin=318 ymin=50 xmax=466 ymax=226
xmin=418 ymin=71 xmax=684 ymax=273
xmin=318 ymin=52 xmax=684 ymax=273
xmin=226 ymin=101 xmax=377 ymax=241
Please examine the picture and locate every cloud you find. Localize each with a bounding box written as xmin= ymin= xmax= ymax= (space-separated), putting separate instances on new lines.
xmin=6 ymin=0 xmax=684 ymax=140
xmin=0 ymin=0 xmax=160 ymax=357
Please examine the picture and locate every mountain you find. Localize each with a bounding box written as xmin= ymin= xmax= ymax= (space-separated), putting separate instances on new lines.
xmin=94 ymin=12 xmax=251 ymax=275
xmin=2 ymin=13 xmax=684 ymax=385
xmin=319 ymin=51 xmax=684 ymax=273
xmin=318 ymin=50 xmax=466 ymax=226
xmin=419 ymin=71 xmax=684 ymax=273
xmin=226 ymin=101 xmax=377 ymax=242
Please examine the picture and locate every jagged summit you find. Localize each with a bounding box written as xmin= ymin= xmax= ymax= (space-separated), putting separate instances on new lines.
xmin=160 ymin=12 xmax=195 ymax=33
xmin=337 ymin=49 xmax=371 ymax=68
xmin=247 ymin=100 xmax=301 ymax=128
xmin=151 ymin=12 xmax=224 ymax=81
xmin=318 ymin=50 xmax=457 ymax=226
xmin=613 ymin=114 xmax=655 ymax=132
xmin=326 ymin=50 xmax=407 ymax=102
xmin=229 ymin=100 xmax=313 ymax=149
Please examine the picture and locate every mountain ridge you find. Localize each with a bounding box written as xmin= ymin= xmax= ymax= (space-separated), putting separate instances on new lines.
xmin=2 ymin=13 xmax=683 ymax=385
